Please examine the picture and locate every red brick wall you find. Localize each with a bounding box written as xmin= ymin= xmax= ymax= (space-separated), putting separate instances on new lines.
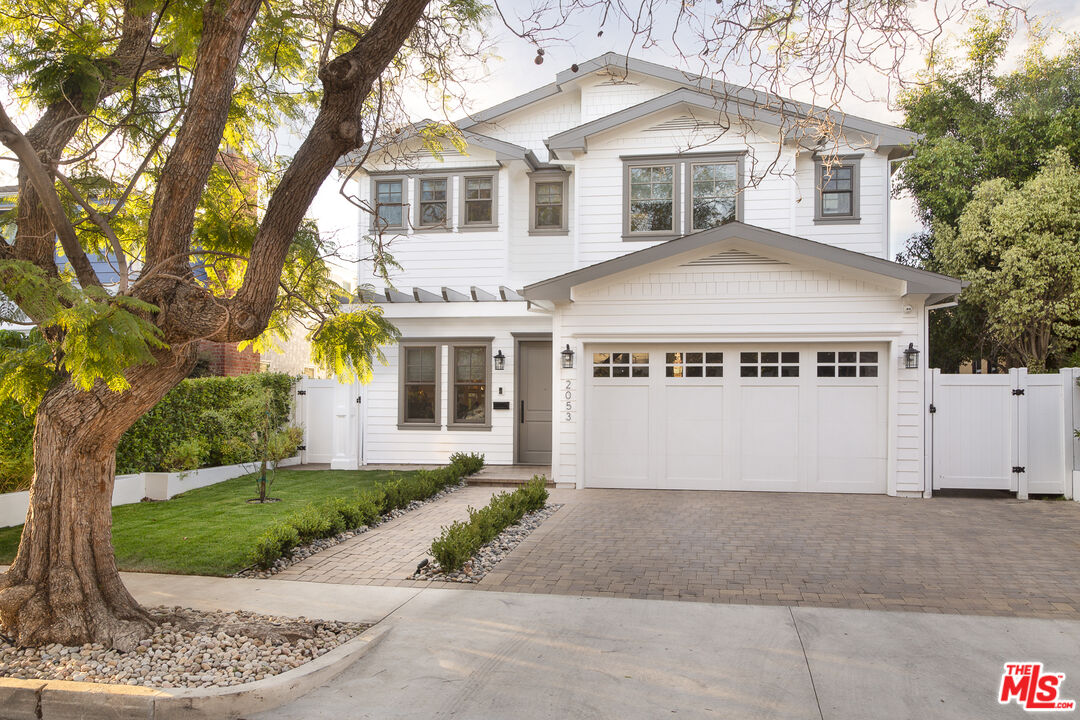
xmin=197 ymin=340 xmax=262 ymax=376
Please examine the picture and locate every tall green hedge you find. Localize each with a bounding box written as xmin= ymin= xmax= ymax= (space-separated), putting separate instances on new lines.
xmin=0 ymin=372 xmax=297 ymax=491
xmin=116 ymin=373 xmax=295 ymax=474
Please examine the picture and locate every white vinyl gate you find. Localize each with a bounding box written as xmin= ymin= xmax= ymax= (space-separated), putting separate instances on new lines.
xmin=295 ymin=378 xmax=362 ymax=468
xmin=931 ymin=368 xmax=1079 ymax=498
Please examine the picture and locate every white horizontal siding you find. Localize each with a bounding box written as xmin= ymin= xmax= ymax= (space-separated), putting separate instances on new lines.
xmin=361 ymin=315 xmax=551 ymax=466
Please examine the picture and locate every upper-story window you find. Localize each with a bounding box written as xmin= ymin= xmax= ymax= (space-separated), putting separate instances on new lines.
xmin=689 ymin=161 xmax=737 ymax=230
xmin=814 ymin=156 xmax=861 ymax=224
xmin=460 ymin=174 xmax=497 ymax=228
xmin=627 ymin=164 xmax=676 ymax=235
xmin=373 ymin=178 xmax=406 ymax=231
xmin=416 ymin=177 xmax=450 ymax=229
xmin=529 ymin=170 xmax=569 ymax=235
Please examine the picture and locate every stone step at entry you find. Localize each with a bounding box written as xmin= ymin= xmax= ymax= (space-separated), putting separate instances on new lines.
xmin=466 ymin=465 xmax=554 ymax=487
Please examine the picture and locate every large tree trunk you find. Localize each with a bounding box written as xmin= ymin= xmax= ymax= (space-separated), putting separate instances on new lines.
xmin=0 ymin=350 xmax=195 ymax=650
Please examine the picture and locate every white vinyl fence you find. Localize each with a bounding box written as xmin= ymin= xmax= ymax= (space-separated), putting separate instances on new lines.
xmin=931 ymin=368 xmax=1079 ymax=498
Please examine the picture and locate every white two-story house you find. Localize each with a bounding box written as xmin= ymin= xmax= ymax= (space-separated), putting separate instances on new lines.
xmin=335 ymin=53 xmax=961 ymax=497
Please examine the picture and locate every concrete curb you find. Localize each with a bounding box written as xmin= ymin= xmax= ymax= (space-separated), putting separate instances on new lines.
xmin=3 ymin=623 xmax=390 ymax=720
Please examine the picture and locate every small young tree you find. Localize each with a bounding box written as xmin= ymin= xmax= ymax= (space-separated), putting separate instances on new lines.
xmin=934 ymin=149 xmax=1080 ymax=372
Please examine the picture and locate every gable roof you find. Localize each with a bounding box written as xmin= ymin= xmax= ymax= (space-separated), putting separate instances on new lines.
xmin=521 ymin=221 xmax=961 ymax=301
xmin=459 ymin=53 xmax=918 ymax=152
xmin=338 ymin=124 xmax=541 ymax=170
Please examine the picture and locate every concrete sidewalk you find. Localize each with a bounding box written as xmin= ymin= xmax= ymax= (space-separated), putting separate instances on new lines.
xmin=122 ymin=574 xmax=1080 ymax=720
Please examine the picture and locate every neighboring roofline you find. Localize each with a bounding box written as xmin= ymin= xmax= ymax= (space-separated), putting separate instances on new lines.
xmin=521 ymin=221 xmax=962 ymax=301
xmin=338 ymin=124 xmax=538 ymax=170
xmin=457 ymin=52 xmax=918 ymax=149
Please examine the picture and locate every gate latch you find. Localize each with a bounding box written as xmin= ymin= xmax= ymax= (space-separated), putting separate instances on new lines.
xmin=1012 ymin=388 xmax=1025 ymax=396
xmin=1012 ymin=466 xmax=1026 ymax=473
xmin=929 ymin=403 xmax=936 ymax=414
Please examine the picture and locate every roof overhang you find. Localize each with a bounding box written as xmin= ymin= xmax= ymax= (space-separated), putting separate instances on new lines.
xmin=337 ymin=124 xmax=538 ymax=171
xmin=522 ymin=221 xmax=962 ymax=302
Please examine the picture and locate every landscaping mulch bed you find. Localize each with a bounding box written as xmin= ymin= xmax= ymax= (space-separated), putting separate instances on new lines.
xmin=235 ymin=481 xmax=467 ymax=579
xmin=412 ymin=504 xmax=562 ymax=583
xmin=0 ymin=607 xmax=367 ymax=689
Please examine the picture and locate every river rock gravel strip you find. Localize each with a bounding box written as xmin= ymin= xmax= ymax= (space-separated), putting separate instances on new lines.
xmin=412 ymin=504 xmax=562 ymax=583
xmin=236 ymin=480 xmax=468 ymax=579
xmin=0 ymin=607 xmax=366 ymax=689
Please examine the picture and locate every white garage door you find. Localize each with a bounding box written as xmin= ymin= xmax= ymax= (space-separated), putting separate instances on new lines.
xmin=585 ymin=345 xmax=888 ymax=493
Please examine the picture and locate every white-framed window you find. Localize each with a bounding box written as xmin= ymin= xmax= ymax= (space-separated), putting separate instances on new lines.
xmin=592 ymin=351 xmax=650 ymax=378
xmin=626 ymin=164 xmax=676 ymax=235
xmin=373 ymin=178 xmax=406 ymax=230
xmin=740 ymin=351 xmax=800 ymax=378
xmin=461 ymin=174 xmax=496 ymax=227
xmin=816 ymin=350 xmax=879 ymax=378
xmin=689 ymin=162 xmax=737 ymax=230
xmin=665 ymin=351 xmax=723 ymax=378
xmin=416 ymin=177 xmax=450 ymax=228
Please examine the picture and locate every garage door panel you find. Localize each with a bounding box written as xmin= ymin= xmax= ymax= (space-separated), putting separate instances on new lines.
xmin=816 ymin=385 xmax=887 ymax=493
xmin=738 ymin=385 xmax=800 ymax=491
xmin=587 ymin=384 xmax=651 ymax=488
xmin=664 ymin=385 xmax=724 ymax=489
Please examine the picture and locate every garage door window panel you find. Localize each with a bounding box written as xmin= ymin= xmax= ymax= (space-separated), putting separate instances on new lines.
xmin=593 ymin=351 xmax=649 ymax=378
xmin=666 ymin=351 xmax=723 ymax=378
xmin=817 ymin=350 xmax=878 ymax=378
xmin=741 ymin=351 xmax=799 ymax=378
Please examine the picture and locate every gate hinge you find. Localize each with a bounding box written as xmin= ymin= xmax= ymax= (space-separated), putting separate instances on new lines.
xmin=929 ymin=403 xmax=936 ymax=414
xmin=1012 ymin=466 xmax=1026 ymax=473
xmin=297 ymin=389 xmax=307 ymax=396
xmin=356 ymin=396 xmax=362 ymax=404
xmin=298 ymin=445 xmax=307 ymax=451
xmin=1012 ymin=388 xmax=1025 ymax=396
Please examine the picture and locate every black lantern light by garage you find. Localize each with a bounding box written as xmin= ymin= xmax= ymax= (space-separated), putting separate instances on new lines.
xmin=560 ymin=344 xmax=575 ymax=369
xmin=493 ymin=349 xmax=505 ymax=371
xmin=903 ymin=342 xmax=920 ymax=369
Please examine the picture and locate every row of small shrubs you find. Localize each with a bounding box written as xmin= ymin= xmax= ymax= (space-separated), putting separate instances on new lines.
xmin=249 ymin=452 xmax=486 ymax=569
xmin=430 ymin=476 xmax=548 ymax=572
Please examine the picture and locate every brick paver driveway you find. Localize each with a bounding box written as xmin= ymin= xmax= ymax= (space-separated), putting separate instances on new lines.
xmin=477 ymin=489 xmax=1080 ymax=619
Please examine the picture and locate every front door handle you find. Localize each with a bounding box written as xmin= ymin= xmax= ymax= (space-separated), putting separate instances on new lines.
xmin=520 ymin=400 xmax=524 ymax=423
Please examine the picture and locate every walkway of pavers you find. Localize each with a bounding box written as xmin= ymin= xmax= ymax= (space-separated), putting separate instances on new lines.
xmin=274 ymin=486 xmax=504 ymax=586
xmin=278 ymin=484 xmax=1080 ymax=619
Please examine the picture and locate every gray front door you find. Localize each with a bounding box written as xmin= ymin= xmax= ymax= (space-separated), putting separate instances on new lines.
xmin=517 ymin=341 xmax=552 ymax=464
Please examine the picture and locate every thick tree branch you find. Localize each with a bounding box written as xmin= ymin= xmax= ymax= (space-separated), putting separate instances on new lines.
xmin=143 ymin=0 xmax=263 ymax=275
xmin=232 ymin=0 xmax=433 ymax=335
xmin=0 ymin=104 xmax=103 ymax=290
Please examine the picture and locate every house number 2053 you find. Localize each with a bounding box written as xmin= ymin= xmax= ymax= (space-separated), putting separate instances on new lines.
xmin=564 ymin=379 xmax=573 ymax=421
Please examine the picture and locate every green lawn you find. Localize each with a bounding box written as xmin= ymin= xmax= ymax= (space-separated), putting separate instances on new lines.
xmin=0 ymin=469 xmax=415 ymax=576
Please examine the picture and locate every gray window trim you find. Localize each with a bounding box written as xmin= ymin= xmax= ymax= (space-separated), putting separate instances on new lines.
xmin=684 ymin=152 xmax=745 ymax=231
xmin=813 ymin=154 xmax=862 ymax=224
xmin=414 ymin=175 xmax=454 ymax=232
xmin=447 ymin=340 xmax=493 ymax=431
xmin=458 ymin=172 xmax=498 ymax=231
xmin=370 ymin=176 xmax=408 ymax=232
xmin=528 ymin=170 xmax=570 ymax=235
xmin=398 ymin=343 xmax=442 ymax=429
xmin=622 ymin=158 xmax=681 ymax=241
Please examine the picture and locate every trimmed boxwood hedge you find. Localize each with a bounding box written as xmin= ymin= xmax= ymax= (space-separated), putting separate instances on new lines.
xmin=430 ymin=477 xmax=548 ymax=572
xmin=249 ymin=452 xmax=486 ymax=569
xmin=0 ymin=372 xmax=297 ymax=492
